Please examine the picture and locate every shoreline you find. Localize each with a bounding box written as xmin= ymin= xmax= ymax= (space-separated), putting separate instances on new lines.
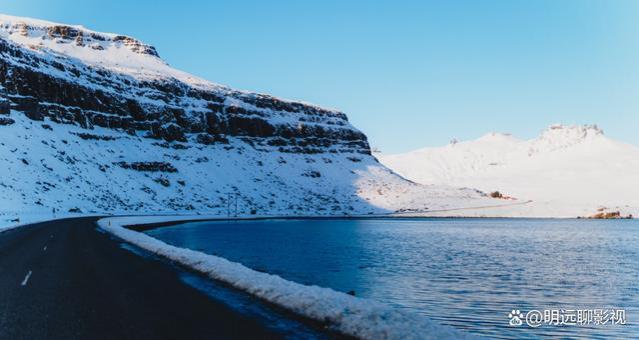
xmin=127 ymin=213 xmax=634 ymax=233
xmin=3 ymin=210 xmax=633 ymax=235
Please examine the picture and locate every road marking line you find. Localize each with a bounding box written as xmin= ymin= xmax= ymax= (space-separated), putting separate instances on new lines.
xmin=21 ymin=270 xmax=33 ymax=286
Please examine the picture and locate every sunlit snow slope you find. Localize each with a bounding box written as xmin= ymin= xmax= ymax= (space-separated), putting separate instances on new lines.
xmin=0 ymin=14 xmax=496 ymax=222
xmin=379 ymin=125 xmax=639 ymax=218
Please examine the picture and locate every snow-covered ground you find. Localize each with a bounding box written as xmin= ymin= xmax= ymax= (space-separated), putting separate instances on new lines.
xmin=378 ymin=125 xmax=639 ymax=218
xmin=98 ymin=215 xmax=477 ymax=340
xmin=0 ymin=112 xmax=502 ymax=219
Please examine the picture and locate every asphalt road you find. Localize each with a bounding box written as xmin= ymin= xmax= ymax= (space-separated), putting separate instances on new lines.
xmin=0 ymin=217 xmax=324 ymax=339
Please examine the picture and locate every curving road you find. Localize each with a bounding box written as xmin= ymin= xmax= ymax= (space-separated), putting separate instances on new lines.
xmin=0 ymin=217 xmax=329 ymax=339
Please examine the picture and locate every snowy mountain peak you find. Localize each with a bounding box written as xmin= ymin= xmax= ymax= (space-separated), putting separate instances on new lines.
xmin=379 ymin=123 xmax=639 ymax=218
xmin=0 ymin=14 xmax=204 ymax=86
xmin=0 ymin=14 xmax=160 ymax=58
xmin=541 ymin=124 xmax=604 ymax=139
xmin=530 ymin=124 xmax=605 ymax=153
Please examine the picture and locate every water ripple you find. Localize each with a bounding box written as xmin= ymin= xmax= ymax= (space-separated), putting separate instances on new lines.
xmin=147 ymin=218 xmax=639 ymax=339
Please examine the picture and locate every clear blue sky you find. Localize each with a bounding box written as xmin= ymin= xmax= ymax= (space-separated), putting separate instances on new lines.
xmin=1 ymin=1 xmax=637 ymax=153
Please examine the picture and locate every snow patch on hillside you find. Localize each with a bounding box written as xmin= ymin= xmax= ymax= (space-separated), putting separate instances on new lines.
xmin=98 ymin=216 xmax=478 ymax=340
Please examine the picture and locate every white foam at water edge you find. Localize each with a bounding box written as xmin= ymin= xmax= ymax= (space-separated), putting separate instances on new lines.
xmin=97 ymin=215 xmax=480 ymax=340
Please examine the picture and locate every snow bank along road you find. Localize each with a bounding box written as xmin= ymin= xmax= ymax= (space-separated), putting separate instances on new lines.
xmin=0 ymin=217 xmax=333 ymax=339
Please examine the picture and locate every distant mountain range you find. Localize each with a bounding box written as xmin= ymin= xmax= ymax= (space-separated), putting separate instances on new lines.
xmin=379 ymin=124 xmax=639 ymax=218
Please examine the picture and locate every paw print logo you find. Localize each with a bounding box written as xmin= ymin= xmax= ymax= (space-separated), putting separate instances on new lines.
xmin=508 ymin=309 xmax=524 ymax=326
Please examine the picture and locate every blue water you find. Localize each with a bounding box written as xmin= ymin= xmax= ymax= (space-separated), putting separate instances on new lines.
xmin=146 ymin=218 xmax=639 ymax=339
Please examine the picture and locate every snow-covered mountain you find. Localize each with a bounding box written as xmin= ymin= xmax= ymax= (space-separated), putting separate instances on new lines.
xmin=379 ymin=124 xmax=639 ymax=218
xmin=0 ymin=14 xmax=496 ymax=221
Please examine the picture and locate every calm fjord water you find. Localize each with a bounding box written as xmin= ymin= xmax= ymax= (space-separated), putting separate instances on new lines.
xmin=146 ymin=218 xmax=639 ymax=339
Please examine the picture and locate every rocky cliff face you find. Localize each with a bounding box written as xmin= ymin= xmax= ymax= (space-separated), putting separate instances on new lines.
xmin=0 ymin=16 xmax=369 ymax=155
xmin=0 ymin=15 xmax=489 ymax=219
